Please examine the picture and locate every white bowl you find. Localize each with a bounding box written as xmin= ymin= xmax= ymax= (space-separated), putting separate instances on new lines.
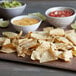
xmin=11 ymin=15 xmax=42 ymax=33
xmin=45 ymin=7 xmax=76 ymax=28
xmin=0 ymin=1 xmax=26 ymax=19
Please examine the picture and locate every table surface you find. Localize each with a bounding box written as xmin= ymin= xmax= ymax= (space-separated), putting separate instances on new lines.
xmin=0 ymin=0 xmax=76 ymax=76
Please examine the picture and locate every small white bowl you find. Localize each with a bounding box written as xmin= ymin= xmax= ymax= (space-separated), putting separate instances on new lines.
xmin=0 ymin=1 xmax=26 ymax=19
xmin=45 ymin=7 xmax=76 ymax=28
xmin=11 ymin=15 xmax=42 ymax=33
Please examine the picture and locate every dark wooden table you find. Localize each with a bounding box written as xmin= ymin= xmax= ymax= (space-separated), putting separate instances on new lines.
xmin=0 ymin=0 xmax=76 ymax=76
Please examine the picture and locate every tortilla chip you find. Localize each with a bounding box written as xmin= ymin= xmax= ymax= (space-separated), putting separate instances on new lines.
xmin=3 ymin=38 xmax=10 ymax=45
xmin=31 ymin=50 xmax=41 ymax=60
xmin=3 ymin=43 xmax=16 ymax=50
xmin=43 ymin=27 xmax=54 ymax=32
xmin=31 ymin=41 xmax=50 ymax=61
xmin=19 ymin=39 xmax=33 ymax=46
xmin=17 ymin=31 xmax=23 ymax=38
xmin=0 ymin=47 xmax=15 ymax=53
xmin=19 ymin=39 xmax=38 ymax=49
xmin=17 ymin=46 xmax=32 ymax=57
xmin=55 ymin=36 xmax=73 ymax=45
xmin=48 ymin=43 xmax=62 ymax=58
xmin=72 ymin=46 xmax=76 ymax=56
xmin=0 ymin=37 xmax=6 ymax=46
xmin=16 ymin=46 xmax=24 ymax=57
xmin=30 ymin=32 xmax=48 ymax=40
xmin=73 ymin=50 xmax=76 ymax=56
xmin=17 ymin=45 xmax=22 ymax=53
xmin=2 ymin=32 xmax=18 ymax=38
xmin=65 ymin=30 xmax=76 ymax=45
xmin=55 ymin=43 xmax=73 ymax=51
xmin=18 ymin=38 xmax=29 ymax=44
xmin=50 ymin=28 xmax=65 ymax=36
xmin=59 ymin=50 xmax=73 ymax=61
xmin=40 ymin=51 xmax=57 ymax=63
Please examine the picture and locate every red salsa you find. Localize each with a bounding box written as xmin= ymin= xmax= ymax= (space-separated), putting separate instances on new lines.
xmin=48 ymin=10 xmax=74 ymax=17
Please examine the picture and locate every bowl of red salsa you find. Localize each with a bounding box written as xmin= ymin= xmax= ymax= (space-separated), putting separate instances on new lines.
xmin=45 ymin=7 xmax=76 ymax=28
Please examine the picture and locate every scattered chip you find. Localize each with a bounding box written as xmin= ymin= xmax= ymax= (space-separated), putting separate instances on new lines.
xmin=3 ymin=38 xmax=10 ymax=45
xmin=40 ymin=51 xmax=57 ymax=63
xmin=59 ymin=50 xmax=73 ymax=61
xmin=2 ymin=32 xmax=18 ymax=38
xmin=65 ymin=30 xmax=76 ymax=45
xmin=0 ymin=47 xmax=15 ymax=53
xmin=50 ymin=28 xmax=65 ymax=36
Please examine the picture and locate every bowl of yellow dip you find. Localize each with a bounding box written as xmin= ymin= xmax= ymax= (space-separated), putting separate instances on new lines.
xmin=11 ymin=15 xmax=42 ymax=33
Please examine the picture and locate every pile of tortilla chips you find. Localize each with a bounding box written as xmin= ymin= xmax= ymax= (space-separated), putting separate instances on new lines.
xmin=0 ymin=27 xmax=76 ymax=63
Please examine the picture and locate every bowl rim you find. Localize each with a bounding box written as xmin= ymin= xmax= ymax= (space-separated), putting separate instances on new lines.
xmin=11 ymin=15 xmax=42 ymax=27
xmin=45 ymin=6 xmax=76 ymax=19
xmin=0 ymin=1 xmax=26 ymax=9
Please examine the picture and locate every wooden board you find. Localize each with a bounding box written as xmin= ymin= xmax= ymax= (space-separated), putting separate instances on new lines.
xmin=0 ymin=53 xmax=76 ymax=71
xmin=0 ymin=21 xmax=76 ymax=71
